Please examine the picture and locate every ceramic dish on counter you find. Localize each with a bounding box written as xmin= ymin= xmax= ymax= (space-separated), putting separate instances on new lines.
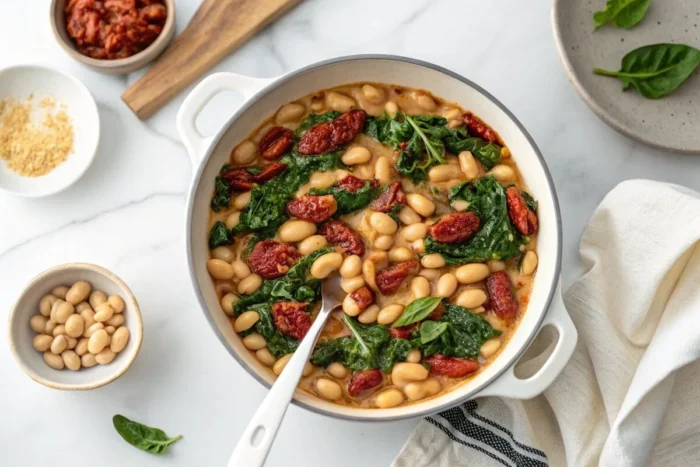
xmin=552 ymin=0 xmax=700 ymax=154
xmin=50 ymin=0 xmax=175 ymax=75
xmin=0 ymin=65 xmax=100 ymax=198
xmin=8 ymin=263 xmax=143 ymax=390
xmin=178 ymin=55 xmax=577 ymax=421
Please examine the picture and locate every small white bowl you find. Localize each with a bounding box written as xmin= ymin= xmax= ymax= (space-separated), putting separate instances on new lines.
xmin=8 ymin=263 xmax=143 ymax=391
xmin=0 ymin=65 xmax=100 ymax=197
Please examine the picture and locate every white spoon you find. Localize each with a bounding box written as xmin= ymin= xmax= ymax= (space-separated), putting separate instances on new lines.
xmin=228 ymin=275 xmax=345 ymax=467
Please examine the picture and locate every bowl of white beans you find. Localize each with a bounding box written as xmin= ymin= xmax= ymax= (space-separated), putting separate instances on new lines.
xmin=7 ymin=263 xmax=143 ymax=390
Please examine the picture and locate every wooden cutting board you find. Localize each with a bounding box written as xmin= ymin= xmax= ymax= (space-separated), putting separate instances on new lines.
xmin=122 ymin=0 xmax=303 ymax=120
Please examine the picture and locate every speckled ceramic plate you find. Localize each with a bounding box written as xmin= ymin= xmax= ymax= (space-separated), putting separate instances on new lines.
xmin=552 ymin=1 xmax=700 ymax=154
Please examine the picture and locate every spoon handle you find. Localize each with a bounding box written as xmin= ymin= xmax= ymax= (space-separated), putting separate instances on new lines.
xmin=227 ymin=304 xmax=332 ymax=467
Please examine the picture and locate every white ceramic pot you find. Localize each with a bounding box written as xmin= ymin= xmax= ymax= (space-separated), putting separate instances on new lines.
xmin=178 ymin=55 xmax=577 ymax=421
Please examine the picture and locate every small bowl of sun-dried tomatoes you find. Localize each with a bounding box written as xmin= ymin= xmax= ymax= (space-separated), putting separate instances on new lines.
xmin=50 ymin=0 xmax=175 ymax=75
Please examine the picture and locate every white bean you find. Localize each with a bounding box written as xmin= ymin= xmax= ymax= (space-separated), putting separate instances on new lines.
xmin=275 ymin=103 xmax=306 ymax=124
xmin=411 ymin=239 xmax=426 ymax=254
xmin=52 ymin=325 xmax=66 ymax=337
xmin=370 ymin=212 xmax=398 ymax=235
xmin=81 ymin=353 xmax=97 ymax=368
xmin=93 ymin=303 xmax=114 ymax=323
xmin=75 ymin=338 xmax=89 ymax=356
xmin=64 ymin=314 xmax=85 ymax=338
xmin=416 ymin=94 xmax=437 ymax=111
xmin=399 ymin=206 xmax=421 ymax=225
xmin=455 ymin=289 xmax=488 ymax=308
xmin=340 ymin=255 xmax=362 ymax=278
xmin=326 ymin=92 xmax=356 ymax=112
xmin=232 ymin=140 xmax=257 ymax=165
xmin=225 ymin=212 xmax=241 ymax=230
xmin=385 ymin=101 xmax=399 ymax=117
xmin=362 ymin=84 xmax=385 ymax=104
xmin=406 ymin=194 xmax=435 ymax=217
xmin=232 ymin=259 xmax=251 ymax=279
xmin=238 ymin=274 xmax=263 ymax=295
xmin=33 ymin=334 xmax=53 ymax=352
xmin=456 ymin=263 xmax=490 ymax=284
xmin=315 ymin=378 xmax=343 ymax=401
xmin=308 ymin=171 xmax=337 ymax=189
xmin=110 ymin=327 xmax=130 ymax=353
xmin=39 ymin=295 xmax=57 ymax=317
xmin=341 ymin=276 xmax=366 ymax=294
xmin=490 ymin=164 xmax=516 ymax=183
xmin=402 ymin=223 xmax=428 ymax=242
xmin=65 ymin=281 xmax=91 ymax=305
xmin=233 ymin=191 xmax=252 ymax=210
xmin=51 ymin=286 xmax=68 ymax=300
xmin=80 ymin=309 xmax=96 ymax=330
xmin=362 ymin=259 xmax=378 ymax=292
xmin=51 ymin=335 xmax=68 ymax=355
xmin=29 ymin=315 xmax=48 ymax=333
xmin=488 ymin=260 xmax=506 ymax=272
xmin=458 ymin=151 xmax=479 ymax=180
xmin=375 ymin=388 xmax=405 ymax=408
xmin=404 ymin=378 xmax=441 ymax=401
xmin=411 ymin=277 xmax=431 ymax=299
xmin=428 ymin=164 xmax=461 ymax=183
xmin=96 ymin=348 xmax=116 ymax=365
xmin=388 ymin=247 xmax=413 ymax=263
xmin=392 ymin=362 xmax=429 ymax=386
xmin=419 ymin=268 xmax=440 ymax=281
xmin=107 ymin=314 xmax=125 ymax=327
xmin=256 ymin=348 xmax=276 ymax=367
xmin=105 ymin=326 xmax=116 ymax=336
xmin=212 ymin=246 xmax=235 ymax=262
xmin=62 ymin=350 xmax=81 ymax=371
xmin=83 ymin=322 xmax=104 ymax=338
xmin=374 ymin=235 xmax=394 ymax=250
xmin=207 ymin=259 xmax=235 ymax=280
xmin=358 ymin=304 xmax=380 ymax=324
xmin=234 ymin=311 xmax=260 ymax=333
xmin=298 ymin=235 xmax=328 ymax=256
xmin=480 ymin=338 xmax=501 ymax=358
xmin=43 ymin=351 xmax=64 ymax=370
xmin=272 ymin=353 xmax=292 ymax=375
xmin=243 ymin=333 xmax=267 ymax=350
xmin=327 ymin=362 xmax=348 ymax=379
xmin=421 ymin=253 xmax=445 ymax=269
xmin=452 ymin=200 xmax=470 ymax=211
xmin=406 ymin=349 xmax=421 ymax=363
xmin=377 ymin=305 xmax=404 ymax=325
xmin=436 ymin=273 xmax=458 ymax=297
xmin=89 ymin=290 xmax=107 ymax=309
xmin=375 ymin=157 xmax=391 ymax=183
xmin=342 ymin=146 xmax=372 ymax=165
xmin=52 ymin=300 xmax=75 ymax=324
xmin=342 ymin=294 xmax=361 ymax=317
xmin=88 ymin=329 xmax=110 ymax=354
xmin=279 ymin=220 xmax=317 ymax=243
xmin=521 ymin=251 xmax=538 ymax=276
xmin=310 ymin=252 xmax=343 ymax=279
xmin=44 ymin=320 xmax=57 ymax=335
xmin=221 ymin=293 xmax=238 ymax=317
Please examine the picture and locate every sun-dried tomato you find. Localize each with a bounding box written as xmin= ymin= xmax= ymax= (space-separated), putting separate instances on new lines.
xmin=259 ymin=127 xmax=293 ymax=160
xmin=485 ymin=271 xmax=518 ymax=322
xmin=389 ymin=323 xmax=417 ymax=339
xmin=350 ymin=286 xmax=375 ymax=312
xmin=335 ymin=175 xmax=377 ymax=193
xmin=369 ymin=182 xmax=405 ymax=213
xmin=297 ymin=110 xmax=367 ymax=155
xmin=429 ymin=212 xmax=481 ymax=244
xmin=424 ymin=354 xmax=480 ymax=378
xmin=253 ymin=163 xmax=287 ymax=183
xmin=376 ymin=261 xmax=418 ymax=295
xmin=247 ymin=241 xmax=301 ymax=279
xmin=286 ymin=195 xmax=337 ymax=223
xmin=220 ymin=168 xmax=255 ymax=192
xmin=347 ymin=369 xmax=383 ymax=397
xmin=297 ymin=122 xmax=334 ymax=155
xmin=463 ymin=112 xmax=497 ymax=143
xmin=272 ymin=302 xmax=311 ymax=340
xmin=505 ymin=187 xmax=538 ymax=235
xmin=318 ymin=219 xmax=365 ymax=256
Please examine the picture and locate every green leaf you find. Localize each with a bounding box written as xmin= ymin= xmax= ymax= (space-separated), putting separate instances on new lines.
xmin=593 ymin=0 xmax=651 ymax=29
xmin=392 ymin=297 xmax=443 ymax=328
xmin=311 ymin=319 xmax=391 ymax=370
xmin=310 ymin=180 xmax=384 ymax=215
xmin=250 ymin=304 xmax=300 ymax=357
xmin=427 ymin=175 xmax=527 ymax=264
xmin=420 ymin=321 xmax=451 ymax=344
xmin=112 ymin=415 xmax=182 ymax=455
xmin=594 ymin=44 xmax=700 ymax=99
xmin=419 ymin=305 xmax=501 ymax=358
xmin=208 ymin=221 xmax=232 ymax=249
xmin=378 ymin=338 xmax=412 ymax=372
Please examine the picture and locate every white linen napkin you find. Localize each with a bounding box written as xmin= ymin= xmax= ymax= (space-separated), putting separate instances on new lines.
xmin=393 ymin=180 xmax=700 ymax=467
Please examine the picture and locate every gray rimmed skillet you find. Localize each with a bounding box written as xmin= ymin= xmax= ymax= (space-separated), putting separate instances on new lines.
xmin=178 ymin=54 xmax=576 ymax=422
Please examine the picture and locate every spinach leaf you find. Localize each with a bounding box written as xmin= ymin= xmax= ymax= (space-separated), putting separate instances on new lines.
xmin=593 ymin=0 xmax=651 ymax=29
xmin=251 ymin=304 xmax=300 ymax=357
xmin=295 ymin=111 xmax=341 ymax=137
xmin=425 ymin=175 xmax=527 ymax=264
xmin=211 ymin=164 xmax=233 ymax=212
xmin=387 ymin=202 xmax=403 ymax=223
xmin=440 ymin=126 xmax=502 ymax=170
xmin=311 ymin=318 xmax=391 ymax=370
xmin=594 ymin=44 xmax=700 ymax=99
xmin=420 ymin=304 xmax=500 ymax=358
xmin=234 ymin=151 xmax=344 ymax=238
xmin=420 ymin=321 xmax=450 ymax=344
xmin=310 ymin=181 xmax=384 ymax=215
xmin=521 ymin=190 xmax=538 ymax=212
xmin=112 ymin=415 xmax=182 ymax=455
xmin=208 ymin=221 xmax=232 ymax=249
xmin=233 ymin=247 xmax=334 ymax=314
xmin=392 ymin=297 xmax=443 ymax=328
xmin=378 ymin=338 xmax=412 ymax=372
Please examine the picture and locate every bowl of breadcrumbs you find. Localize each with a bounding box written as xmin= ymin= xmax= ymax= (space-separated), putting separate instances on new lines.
xmin=0 ymin=65 xmax=99 ymax=197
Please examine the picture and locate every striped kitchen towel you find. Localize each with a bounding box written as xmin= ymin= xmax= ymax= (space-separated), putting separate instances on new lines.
xmin=393 ymin=180 xmax=700 ymax=467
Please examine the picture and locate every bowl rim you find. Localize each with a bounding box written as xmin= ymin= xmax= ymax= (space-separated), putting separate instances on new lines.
xmin=49 ymin=0 xmax=175 ymax=70
xmin=185 ymin=54 xmax=563 ymax=421
xmin=0 ymin=64 xmax=101 ymax=198
xmin=7 ymin=262 xmax=144 ymax=391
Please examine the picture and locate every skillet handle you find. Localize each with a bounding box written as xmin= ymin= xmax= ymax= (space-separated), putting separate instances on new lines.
xmin=176 ymin=72 xmax=274 ymax=171
xmin=474 ymin=280 xmax=577 ymax=399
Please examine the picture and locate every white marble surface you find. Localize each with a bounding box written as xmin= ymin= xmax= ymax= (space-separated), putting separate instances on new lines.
xmin=3 ymin=1 xmax=700 ymax=466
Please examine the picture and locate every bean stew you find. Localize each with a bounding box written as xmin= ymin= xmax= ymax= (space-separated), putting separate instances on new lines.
xmin=206 ymin=83 xmax=539 ymax=408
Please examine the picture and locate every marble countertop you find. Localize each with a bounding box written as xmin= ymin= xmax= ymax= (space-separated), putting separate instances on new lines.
xmin=3 ymin=1 xmax=700 ymax=466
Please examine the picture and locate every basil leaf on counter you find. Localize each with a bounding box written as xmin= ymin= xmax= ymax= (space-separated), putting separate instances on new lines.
xmin=420 ymin=321 xmax=451 ymax=344
xmin=113 ymin=415 xmax=182 ymax=455
xmin=392 ymin=297 xmax=443 ymax=328
xmin=593 ymin=0 xmax=651 ymax=29
xmin=594 ymin=44 xmax=700 ymax=99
